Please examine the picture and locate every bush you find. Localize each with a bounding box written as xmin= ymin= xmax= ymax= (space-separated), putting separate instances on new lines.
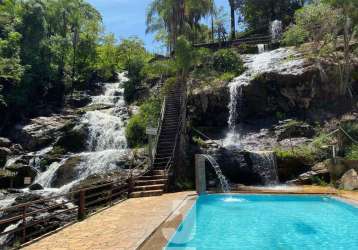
xmin=346 ymin=145 xmax=358 ymax=160
xmin=212 ymin=49 xmax=244 ymax=74
xmin=125 ymin=114 xmax=146 ymax=147
xmin=282 ymin=24 xmax=309 ymax=46
xmin=125 ymin=97 xmax=162 ymax=147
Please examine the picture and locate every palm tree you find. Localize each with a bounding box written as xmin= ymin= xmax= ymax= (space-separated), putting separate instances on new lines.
xmin=146 ymin=0 xmax=213 ymax=51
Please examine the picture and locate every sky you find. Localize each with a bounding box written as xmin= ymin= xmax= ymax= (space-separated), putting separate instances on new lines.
xmin=87 ymin=0 xmax=230 ymax=53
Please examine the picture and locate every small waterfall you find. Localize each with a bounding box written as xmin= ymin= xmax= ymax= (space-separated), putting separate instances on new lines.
xmin=271 ymin=20 xmax=283 ymax=42
xmin=202 ymin=154 xmax=230 ymax=192
xmin=249 ymin=151 xmax=279 ymax=185
xmin=257 ymin=44 xmax=267 ymax=54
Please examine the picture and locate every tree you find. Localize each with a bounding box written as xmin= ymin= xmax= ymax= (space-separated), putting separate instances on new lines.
xmin=228 ymin=0 xmax=241 ymax=39
xmin=284 ymin=1 xmax=357 ymax=96
xmin=146 ymin=0 xmax=213 ymax=51
xmin=118 ymin=37 xmax=151 ymax=102
xmin=238 ymin=0 xmax=304 ymax=31
xmin=324 ymin=0 xmax=358 ymax=97
xmin=96 ymin=33 xmax=119 ymax=81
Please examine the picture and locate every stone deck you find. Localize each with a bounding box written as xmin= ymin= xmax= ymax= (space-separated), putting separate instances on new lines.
xmin=22 ymin=191 xmax=195 ymax=250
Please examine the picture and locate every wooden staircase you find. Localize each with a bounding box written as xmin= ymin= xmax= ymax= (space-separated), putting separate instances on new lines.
xmin=130 ymin=83 xmax=183 ymax=198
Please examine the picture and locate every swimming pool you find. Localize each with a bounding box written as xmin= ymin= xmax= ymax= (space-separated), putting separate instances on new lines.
xmin=166 ymin=194 xmax=358 ymax=250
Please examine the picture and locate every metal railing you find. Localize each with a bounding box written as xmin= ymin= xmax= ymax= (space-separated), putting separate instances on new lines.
xmin=194 ymin=35 xmax=273 ymax=49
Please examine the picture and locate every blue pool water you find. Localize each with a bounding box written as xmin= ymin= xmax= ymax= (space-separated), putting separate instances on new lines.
xmin=166 ymin=194 xmax=358 ymax=250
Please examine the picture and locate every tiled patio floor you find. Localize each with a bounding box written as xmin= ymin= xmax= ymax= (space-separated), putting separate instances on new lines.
xmin=22 ymin=191 xmax=195 ymax=250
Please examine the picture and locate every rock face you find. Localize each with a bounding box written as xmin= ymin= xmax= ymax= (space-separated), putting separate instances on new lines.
xmin=287 ymin=161 xmax=330 ymax=185
xmin=339 ymin=169 xmax=358 ymax=190
xmin=0 ymin=147 xmax=11 ymax=167
xmin=274 ymin=120 xmax=315 ymax=141
xmin=0 ymin=137 xmax=11 ymax=148
xmin=205 ymin=146 xmax=273 ymax=185
xmin=12 ymin=115 xmax=76 ymax=151
xmin=188 ymin=86 xmax=230 ymax=127
xmin=54 ymin=124 xmax=88 ymax=153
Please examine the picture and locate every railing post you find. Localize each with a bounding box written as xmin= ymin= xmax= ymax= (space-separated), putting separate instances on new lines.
xmin=78 ymin=190 xmax=86 ymax=220
xmin=22 ymin=205 xmax=27 ymax=243
xmin=109 ymin=183 xmax=113 ymax=206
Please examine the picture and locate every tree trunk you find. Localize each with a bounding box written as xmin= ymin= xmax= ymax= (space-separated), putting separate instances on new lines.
xmin=230 ymin=6 xmax=236 ymax=40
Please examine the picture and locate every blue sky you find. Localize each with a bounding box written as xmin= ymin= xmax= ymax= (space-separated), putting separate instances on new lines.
xmin=87 ymin=0 xmax=229 ymax=53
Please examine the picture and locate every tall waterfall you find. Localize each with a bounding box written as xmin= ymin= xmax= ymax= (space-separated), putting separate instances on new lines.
xmin=33 ymin=73 xmax=130 ymax=192
xmin=225 ymin=48 xmax=304 ymax=146
xmin=224 ymin=48 xmax=305 ymax=185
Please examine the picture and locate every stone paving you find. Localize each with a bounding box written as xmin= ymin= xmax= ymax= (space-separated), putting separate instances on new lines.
xmin=23 ymin=191 xmax=195 ymax=250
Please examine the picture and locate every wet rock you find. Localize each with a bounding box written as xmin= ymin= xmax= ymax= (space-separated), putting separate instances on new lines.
xmin=66 ymin=91 xmax=91 ymax=108
xmin=274 ymin=120 xmax=315 ymax=141
xmin=29 ymin=183 xmax=44 ymax=191
xmin=0 ymin=137 xmax=11 ymax=148
xmin=0 ymin=147 xmax=11 ymax=167
xmin=205 ymin=147 xmax=261 ymax=185
xmin=339 ymin=169 xmax=358 ymax=191
xmin=51 ymin=156 xmax=82 ymax=188
xmin=5 ymin=163 xmax=37 ymax=188
xmin=54 ymin=124 xmax=88 ymax=153
xmin=188 ymin=86 xmax=229 ymax=127
xmin=12 ymin=115 xmax=75 ymax=151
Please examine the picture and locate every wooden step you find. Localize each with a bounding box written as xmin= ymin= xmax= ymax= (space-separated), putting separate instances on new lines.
xmin=136 ymin=179 xmax=167 ymax=185
xmin=134 ymin=184 xmax=165 ymax=191
xmin=138 ymin=175 xmax=165 ymax=180
xmin=130 ymin=190 xmax=163 ymax=198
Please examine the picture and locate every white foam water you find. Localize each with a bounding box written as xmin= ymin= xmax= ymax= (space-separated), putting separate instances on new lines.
xmin=32 ymin=72 xmax=130 ymax=192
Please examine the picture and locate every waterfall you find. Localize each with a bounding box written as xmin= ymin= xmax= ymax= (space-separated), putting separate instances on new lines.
xmin=202 ymin=154 xmax=230 ymax=192
xmin=249 ymin=151 xmax=279 ymax=185
xmin=257 ymin=44 xmax=267 ymax=54
xmin=271 ymin=20 xmax=283 ymax=42
xmin=33 ymin=72 xmax=130 ymax=192
xmin=225 ymin=48 xmax=305 ymax=146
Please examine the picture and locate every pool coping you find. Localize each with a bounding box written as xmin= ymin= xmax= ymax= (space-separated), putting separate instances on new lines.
xmin=140 ymin=190 xmax=358 ymax=250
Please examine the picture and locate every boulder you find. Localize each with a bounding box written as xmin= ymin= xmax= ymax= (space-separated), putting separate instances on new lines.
xmin=339 ymin=169 xmax=358 ymax=191
xmin=0 ymin=137 xmax=11 ymax=147
xmin=5 ymin=163 xmax=37 ymax=188
xmin=54 ymin=124 xmax=88 ymax=152
xmin=51 ymin=156 xmax=82 ymax=188
xmin=29 ymin=183 xmax=44 ymax=191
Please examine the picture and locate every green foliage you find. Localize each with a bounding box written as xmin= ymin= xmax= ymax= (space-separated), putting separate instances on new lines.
xmin=174 ymin=36 xmax=196 ymax=77
xmin=143 ymin=59 xmax=176 ymax=80
xmin=146 ymin=0 xmax=214 ymax=50
xmin=125 ymin=97 xmax=162 ymax=147
xmin=238 ymin=0 xmax=304 ymax=31
xmin=282 ymin=24 xmax=309 ymax=46
xmin=310 ymin=176 xmax=329 ymax=186
xmin=95 ymin=33 xmax=119 ymax=81
xmin=118 ymin=37 xmax=152 ymax=103
xmin=212 ymin=49 xmax=244 ymax=74
xmin=346 ymin=145 xmax=358 ymax=160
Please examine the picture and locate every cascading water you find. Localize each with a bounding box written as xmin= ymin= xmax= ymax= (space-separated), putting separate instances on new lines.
xmin=249 ymin=151 xmax=279 ymax=185
xmin=271 ymin=20 xmax=283 ymax=42
xmin=202 ymin=154 xmax=230 ymax=192
xmin=257 ymin=44 xmax=267 ymax=54
xmin=224 ymin=48 xmax=305 ymax=184
xmin=32 ymin=72 xmax=130 ymax=192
